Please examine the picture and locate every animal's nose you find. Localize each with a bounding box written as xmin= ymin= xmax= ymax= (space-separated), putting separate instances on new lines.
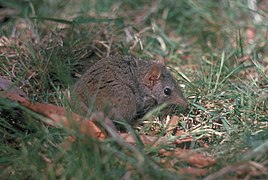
xmin=172 ymin=94 xmax=188 ymax=109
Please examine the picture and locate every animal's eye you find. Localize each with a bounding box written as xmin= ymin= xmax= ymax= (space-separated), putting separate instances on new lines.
xmin=164 ymin=88 xmax=172 ymax=96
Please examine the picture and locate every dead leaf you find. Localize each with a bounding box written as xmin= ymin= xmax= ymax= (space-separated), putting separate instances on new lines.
xmin=159 ymin=148 xmax=216 ymax=168
xmin=1 ymin=91 xmax=106 ymax=139
xmin=165 ymin=115 xmax=179 ymax=136
xmin=120 ymin=133 xmax=194 ymax=147
xmin=204 ymin=161 xmax=268 ymax=180
xmin=174 ymin=130 xmax=185 ymax=136
xmin=187 ymin=152 xmax=216 ymax=168
xmin=247 ymin=26 xmax=255 ymax=44
xmin=178 ymin=167 xmax=208 ymax=176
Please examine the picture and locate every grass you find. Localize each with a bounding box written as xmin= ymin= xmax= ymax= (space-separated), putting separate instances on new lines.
xmin=1 ymin=0 xmax=268 ymax=179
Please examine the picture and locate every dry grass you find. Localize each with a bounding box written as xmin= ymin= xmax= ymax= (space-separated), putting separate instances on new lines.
xmin=1 ymin=0 xmax=268 ymax=179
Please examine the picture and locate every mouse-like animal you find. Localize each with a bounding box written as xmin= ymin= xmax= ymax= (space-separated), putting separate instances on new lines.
xmin=73 ymin=55 xmax=187 ymax=125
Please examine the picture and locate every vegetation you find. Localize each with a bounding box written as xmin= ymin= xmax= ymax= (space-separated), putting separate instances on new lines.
xmin=0 ymin=0 xmax=268 ymax=179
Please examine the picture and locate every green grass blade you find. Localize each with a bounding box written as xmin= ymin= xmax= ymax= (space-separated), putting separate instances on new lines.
xmin=30 ymin=16 xmax=73 ymax=24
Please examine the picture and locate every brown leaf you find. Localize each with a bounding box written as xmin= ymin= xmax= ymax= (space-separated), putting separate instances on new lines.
xmin=1 ymin=91 xmax=106 ymax=139
xmin=159 ymin=148 xmax=216 ymax=168
xmin=187 ymin=152 xmax=216 ymax=168
xmin=165 ymin=115 xmax=179 ymax=136
xmin=247 ymin=26 xmax=255 ymax=44
xmin=120 ymin=133 xmax=155 ymax=145
xmin=204 ymin=161 xmax=268 ymax=180
xmin=178 ymin=167 xmax=208 ymax=176
xmin=174 ymin=136 xmax=194 ymax=144
xmin=174 ymin=130 xmax=186 ymax=136
xmin=121 ymin=133 xmax=194 ymax=147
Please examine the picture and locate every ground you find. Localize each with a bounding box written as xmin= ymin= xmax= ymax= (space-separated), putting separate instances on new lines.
xmin=0 ymin=0 xmax=268 ymax=179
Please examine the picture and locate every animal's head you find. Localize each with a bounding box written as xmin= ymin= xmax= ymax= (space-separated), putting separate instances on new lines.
xmin=143 ymin=63 xmax=187 ymax=109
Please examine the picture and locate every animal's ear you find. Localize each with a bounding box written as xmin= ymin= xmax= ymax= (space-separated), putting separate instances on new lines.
xmin=144 ymin=64 xmax=161 ymax=87
xmin=155 ymin=55 xmax=165 ymax=65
